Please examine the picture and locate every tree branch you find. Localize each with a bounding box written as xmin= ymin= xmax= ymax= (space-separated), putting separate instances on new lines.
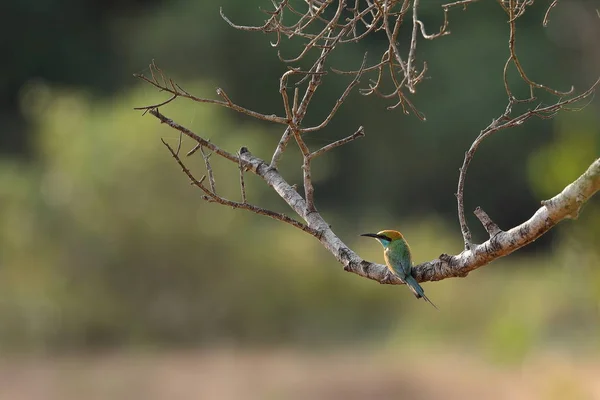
xmin=134 ymin=62 xmax=288 ymax=125
xmin=456 ymin=77 xmax=600 ymax=250
xmin=149 ymin=106 xmax=600 ymax=285
xmin=352 ymin=158 xmax=600 ymax=284
xmin=160 ymin=136 xmax=318 ymax=237
xmin=137 ymin=2 xmax=600 ymax=298
xmin=309 ymin=126 xmax=365 ymax=160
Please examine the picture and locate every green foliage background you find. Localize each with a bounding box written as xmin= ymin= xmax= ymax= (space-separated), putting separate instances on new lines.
xmin=1 ymin=0 xmax=599 ymax=360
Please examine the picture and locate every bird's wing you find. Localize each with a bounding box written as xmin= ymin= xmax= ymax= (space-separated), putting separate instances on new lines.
xmin=384 ymin=246 xmax=412 ymax=278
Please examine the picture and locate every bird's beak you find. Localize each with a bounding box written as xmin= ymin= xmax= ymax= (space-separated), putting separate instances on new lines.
xmin=360 ymin=233 xmax=386 ymax=240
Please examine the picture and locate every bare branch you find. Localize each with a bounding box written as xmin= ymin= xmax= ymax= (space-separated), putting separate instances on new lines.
xmin=176 ymin=132 xmax=183 ymax=156
xmin=161 ymin=138 xmax=317 ymax=236
xmin=138 ymin=1 xmax=600 ymax=304
xmin=134 ymin=63 xmax=288 ymax=125
xmin=270 ymin=46 xmax=331 ymax=169
xmin=443 ymin=0 xmax=480 ymax=8
xmin=279 ymin=69 xmax=296 ymax=123
xmin=148 ymin=108 xmax=240 ymax=164
xmin=139 ymin=94 xmax=178 ymax=115
xmin=200 ymin=146 xmax=216 ymax=194
xmin=293 ymin=128 xmax=317 ymax=213
xmin=503 ymin=0 xmax=574 ymax=101
xmin=351 ymin=158 xmax=600 ymax=284
xmin=309 ymin=126 xmax=365 ymax=159
xmin=300 ymin=53 xmax=368 ymax=133
xmin=157 ymin=123 xmax=600 ymax=286
xmin=270 ymin=127 xmax=293 ymax=168
xmin=187 ymin=143 xmax=202 ymax=157
xmin=456 ymin=77 xmax=600 ymax=249
xmin=406 ymin=0 xmax=421 ymax=93
xmin=474 ymin=207 xmax=502 ymax=237
xmin=543 ymin=0 xmax=560 ymax=26
xmin=238 ymin=150 xmax=248 ymax=204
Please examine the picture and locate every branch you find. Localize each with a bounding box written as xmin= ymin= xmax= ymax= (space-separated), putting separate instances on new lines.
xmin=238 ymin=150 xmax=248 ymax=204
xmin=349 ymin=158 xmax=600 ymax=284
xmin=502 ymin=0 xmax=573 ymax=101
xmin=456 ymin=77 xmax=600 ymax=250
xmin=138 ymin=3 xmax=599 ymax=298
xmin=194 ymin=145 xmax=216 ymax=194
xmin=160 ymin=137 xmax=318 ymax=237
xmin=148 ymin=106 xmax=600 ymax=285
xmin=473 ymin=206 xmax=502 ymax=237
xmin=149 ymin=108 xmax=239 ymax=163
xmin=134 ymin=62 xmax=288 ymax=125
xmin=543 ymin=0 xmax=560 ymax=26
xmin=309 ymin=126 xmax=365 ymax=159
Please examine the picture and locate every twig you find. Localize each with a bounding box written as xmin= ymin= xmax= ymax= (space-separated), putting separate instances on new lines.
xmin=200 ymin=146 xmax=216 ymax=194
xmin=504 ymin=0 xmax=573 ymax=101
xmin=134 ymin=63 xmax=289 ymax=125
xmin=270 ymin=127 xmax=292 ymax=168
xmin=187 ymin=143 xmax=202 ymax=157
xmin=238 ymin=149 xmax=247 ymax=203
xmin=300 ymin=53 xmax=368 ymax=133
xmin=280 ymin=69 xmax=297 ymax=123
xmin=138 ymin=94 xmax=178 ymax=116
xmin=406 ymin=0 xmax=421 ymax=93
xmin=176 ymin=132 xmax=183 ymax=156
xmin=442 ymin=0 xmax=480 ymax=9
xmin=350 ymin=158 xmax=600 ymax=284
xmin=148 ymin=108 xmax=240 ymax=164
xmin=309 ymin=126 xmax=365 ymax=159
xmin=543 ymin=0 xmax=560 ymax=26
xmin=456 ymin=77 xmax=600 ymax=250
xmin=161 ymin=138 xmax=317 ymax=236
xmin=474 ymin=207 xmax=502 ymax=237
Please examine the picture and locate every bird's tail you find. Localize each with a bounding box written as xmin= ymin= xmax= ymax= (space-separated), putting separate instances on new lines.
xmin=404 ymin=275 xmax=438 ymax=310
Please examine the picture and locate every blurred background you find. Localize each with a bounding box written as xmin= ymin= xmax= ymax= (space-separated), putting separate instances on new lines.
xmin=1 ymin=0 xmax=600 ymax=399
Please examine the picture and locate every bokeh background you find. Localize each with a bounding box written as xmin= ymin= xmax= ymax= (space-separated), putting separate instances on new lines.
xmin=2 ymin=0 xmax=600 ymax=399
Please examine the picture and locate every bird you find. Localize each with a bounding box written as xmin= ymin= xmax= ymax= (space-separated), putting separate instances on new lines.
xmin=361 ymin=230 xmax=437 ymax=309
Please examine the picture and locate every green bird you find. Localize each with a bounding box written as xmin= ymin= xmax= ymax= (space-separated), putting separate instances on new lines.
xmin=361 ymin=230 xmax=437 ymax=309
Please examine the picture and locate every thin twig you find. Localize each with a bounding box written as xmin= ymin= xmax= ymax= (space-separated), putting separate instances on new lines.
xmin=270 ymin=127 xmax=293 ymax=168
xmin=406 ymin=0 xmax=421 ymax=93
xmin=504 ymin=0 xmax=573 ymax=100
xmin=148 ymin=108 xmax=241 ymax=165
xmin=176 ymin=132 xmax=183 ymax=156
xmin=134 ymin=63 xmax=289 ymax=125
xmin=456 ymin=77 xmax=600 ymax=249
xmin=238 ymin=150 xmax=247 ymax=203
xmin=200 ymin=146 xmax=216 ymax=194
xmin=309 ymin=126 xmax=365 ymax=159
xmin=187 ymin=143 xmax=202 ymax=157
xmin=161 ymin=138 xmax=317 ymax=236
xmin=543 ymin=0 xmax=559 ymax=26
xmin=300 ymin=53 xmax=368 ymax=133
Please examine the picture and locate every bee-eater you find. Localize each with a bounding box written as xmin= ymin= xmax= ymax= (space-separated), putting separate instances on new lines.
xmin=361 ymin=230 xmax=437 ymax=309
